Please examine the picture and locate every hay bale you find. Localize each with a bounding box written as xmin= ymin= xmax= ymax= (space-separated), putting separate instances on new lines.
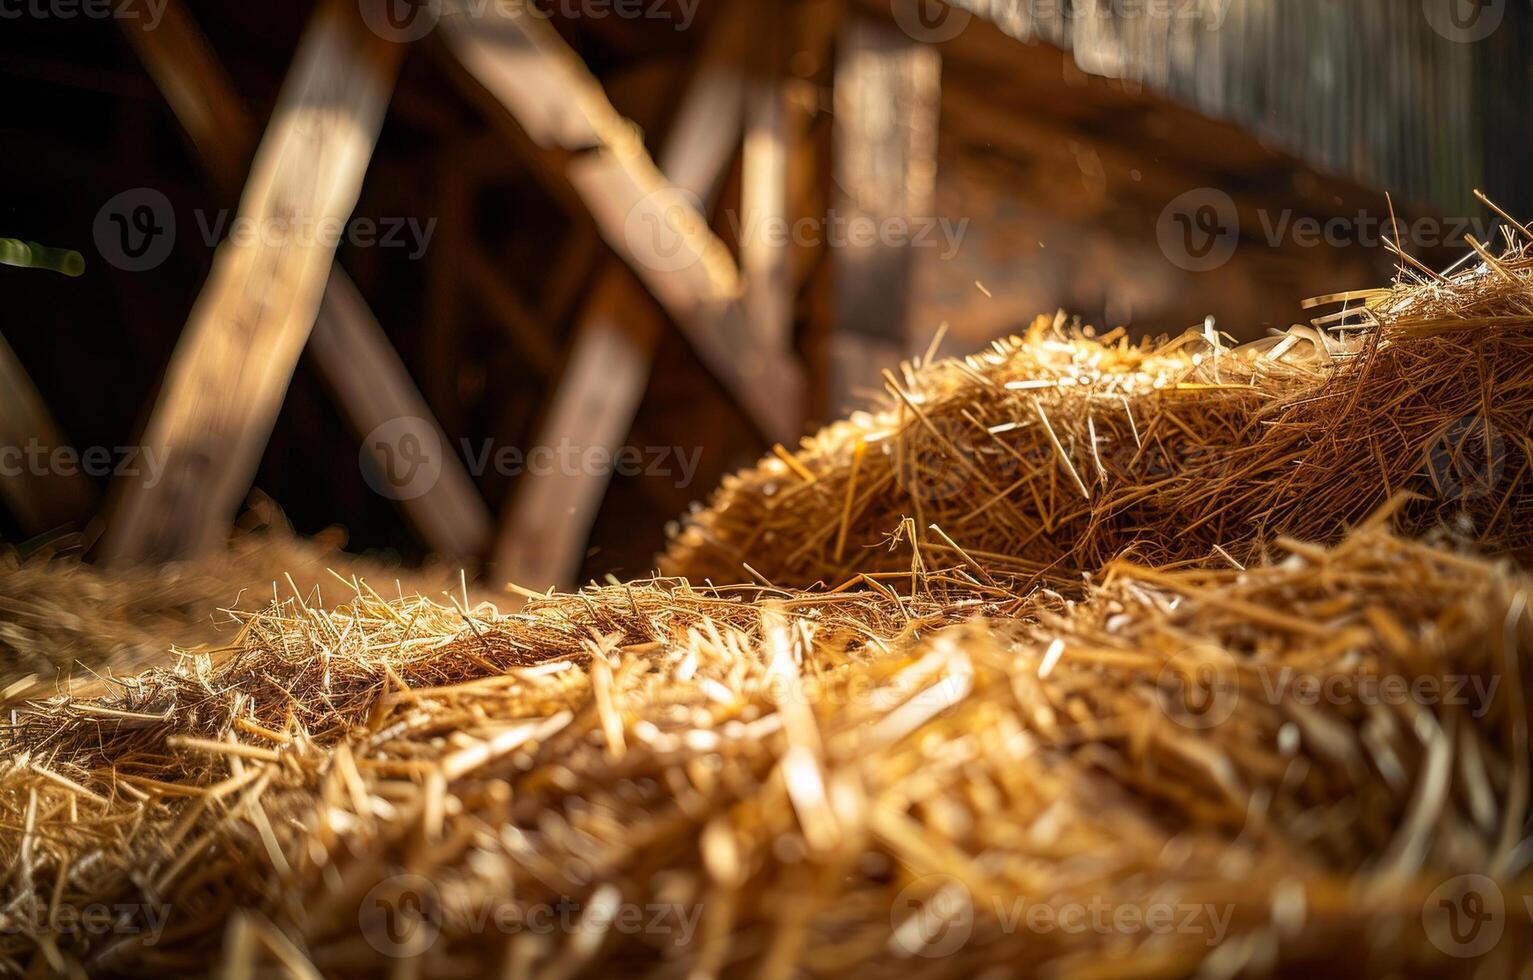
xmin=2 ymin=523 xmax=1528 ymax=975
xmin=663 ymin=253 xmax=1533 ymax=589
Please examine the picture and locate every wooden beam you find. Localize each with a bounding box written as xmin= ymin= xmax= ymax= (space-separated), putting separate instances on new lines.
xmin=100 ymin=0 xmax=404 ymax=561
xmin=0 ymin=333 xmax=98 ymax=535
xmin=492 ymin=1 xmax=754 ymax=593
xmin=436 ymin=0 xmax=806 ymax=445
xmin=497 ymin=273 xmax=661 ymax=593
xmin=830 ymin=16 xmax=941 ymax=413
xmin=742 ymin=0 xmax=795 ymax=355
xmin=305 ymin=275 xmax=491 ymax=558
xmin=115 ymin=0 xmax=254 ymax=184
xmin=117 ymin=0 xmax=492 ymax=560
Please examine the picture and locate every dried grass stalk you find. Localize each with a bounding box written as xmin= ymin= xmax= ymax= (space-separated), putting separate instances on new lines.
xmin=0 ymin=524 xmax=470 ymax=698
xmin=663 ymin=248 xmax=1533 ymax=589
xmin=1 ymin=524 xmax=1529 ymax=976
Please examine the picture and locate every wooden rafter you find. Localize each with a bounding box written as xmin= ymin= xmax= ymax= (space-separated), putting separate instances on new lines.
xmin=116 ymin=0 xmax=492 ymax=560
xmin=101 ymin=0 xmax=405 ymax=561
xmin=0 ymin=333 xmax=98 ymax=535
xmin=492 ymin=1 xmax=755 ymax=593
xmin=436 ymin=0 xmax=806 ymax=445
xmin=115 ymin=0 xmax=254 ymax=184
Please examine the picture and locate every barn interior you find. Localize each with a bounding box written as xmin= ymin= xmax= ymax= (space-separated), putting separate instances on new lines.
xmin=2 ymin=0 xmax=1533 ymax=975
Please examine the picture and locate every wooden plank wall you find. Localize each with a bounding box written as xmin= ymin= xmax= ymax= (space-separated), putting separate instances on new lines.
xmin=942 ymin=0 xmax=1527 ymax=215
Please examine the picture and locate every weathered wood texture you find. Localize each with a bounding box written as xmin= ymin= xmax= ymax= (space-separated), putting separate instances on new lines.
xmin=939 ymin=0 xmax=1529 ymax=214
xmin=101 ymin=2 xmax=403 ymax=561
xmin=492 ymin=1 xmax=753 ymax=593
xmin=438 ymin=0 xmax=806 ymax=444
xmin=742 ymin=0 xmax=795 ymax=356
xmin=830 ymin=15 xmax=941 ymax=413
xmin=0 ymin=333 xmax=98 ymax=534
xmin=119 ymin=0 xmax=492 ymax=560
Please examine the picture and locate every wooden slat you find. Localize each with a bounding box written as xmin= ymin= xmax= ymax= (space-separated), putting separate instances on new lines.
xmin=830 ymin=16 xmax=941 ymax=413
xmin=118 ymin=0 xmax=492 ymax=559
xmin=492 ymin=2 xmax=754 ymax=593
xmin=101 ymin=1 xmax=404 ymax=561
xmin=742 ymin=0 xmax=795 ymax=354
xmin=115 ymin=0 xmax=254 ymax=183
xmin=436 ymin=0 xmax=805 ymax=445
xmin=497 ymin=273 xmax=661 ymax=593
xmin=305 ymin=275 xmax=491 ymax=558
xmin=0 ymin=333 xmax=98 ymax=534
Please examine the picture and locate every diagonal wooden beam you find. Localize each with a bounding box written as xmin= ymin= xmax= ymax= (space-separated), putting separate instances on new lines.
xmin=491 ymin=0 xmax=838 ymax=592
xmin=117 ymin=0 xmax=492 ymax=560
xmin=0 ymin=332 xmax=98 ymax=535
xmin=116 ymin=0 xmax=254 ymax=185
xmin=435 ymin=0 xmax=806 ymax=445
xmin=100 ymin=0 xmax=405 ymax=562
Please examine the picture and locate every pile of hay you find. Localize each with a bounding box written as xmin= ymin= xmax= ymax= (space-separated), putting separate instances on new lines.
xmin=1 ymin=518 xmax=1529 ymax=976
xmin=663 ymin=250 xmax=1533 ymax=589
xmin=0 ymin=523 xmax=471 ymax=699
xmin=5 ymin=236 xmax=1533 ymax=977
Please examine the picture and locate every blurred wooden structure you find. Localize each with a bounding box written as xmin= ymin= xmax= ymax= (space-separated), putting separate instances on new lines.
xmin=1 ymin=0 xmax=1528 ymax=589
xmin=945 ymin=0 xmax=1529 ymax=214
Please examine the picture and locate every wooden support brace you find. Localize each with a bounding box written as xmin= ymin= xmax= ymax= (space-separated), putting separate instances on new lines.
xmin=491 ymin=1 xmax=755 ymax=592
xmin=101 ymin=1 xmax=405 ymax=561
xmin=0 ymin=333 xmax=99 ymax=535
xmin=437 ymin=0 xmax=806 ymax=445
xmin=117 ymin=0 xmax=493 ymax=560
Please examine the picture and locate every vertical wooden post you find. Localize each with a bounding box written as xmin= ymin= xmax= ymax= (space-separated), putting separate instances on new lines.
xmin=830 ymin=16 xmax=941 ymax=413
xmin=742 ymin=0 xmax=795 ymax=354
